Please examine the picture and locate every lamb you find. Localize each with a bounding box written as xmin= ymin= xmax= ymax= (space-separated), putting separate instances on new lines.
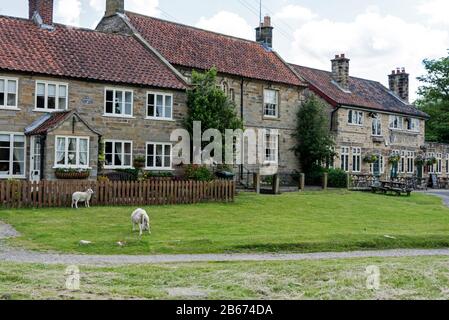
xmin=71 ymin=189 xmax=94 ymax=209
xmin=131 ymin=208 xmax=151 ymax=236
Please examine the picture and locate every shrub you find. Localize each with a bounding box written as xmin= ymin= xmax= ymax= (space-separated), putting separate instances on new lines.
xmin=305 ymin=165 xmax=325 ymax=186
xmin=327 ymin=168 xmax=348 ymax=188
xmin=143 ymin=171 xmax=175 ymax=180
xmin=184 ymin=165 xmax=214 ymax=181
xmin=115 ymin=168 xmax=139 ymax=181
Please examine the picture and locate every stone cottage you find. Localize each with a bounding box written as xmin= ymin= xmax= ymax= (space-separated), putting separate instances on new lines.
xmin=291 ymin=57 xmax=430 ymax=179
xmin=0 ymin=0 xmax=188 ymax=181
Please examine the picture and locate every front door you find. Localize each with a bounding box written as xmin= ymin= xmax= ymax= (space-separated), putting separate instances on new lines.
xmin=30 ymin=136 xmax=42 ymax=182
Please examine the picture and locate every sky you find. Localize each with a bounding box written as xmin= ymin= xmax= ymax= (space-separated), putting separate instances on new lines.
xmin=1 ymin=0 xmax=448 ymax=101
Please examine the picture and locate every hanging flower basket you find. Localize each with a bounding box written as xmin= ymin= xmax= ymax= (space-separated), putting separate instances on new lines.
xmin=426 ymin=157 xmax=437 ymax=166
xmin=55 ymin=168 xmax=91 ymax=180
xmin=388 ymin=154 xmax=401 ymax=165
xmin=414 ymin=155 xmax=426 ymax=166
xmin=363 ymin=154 xmax=378 ymax=164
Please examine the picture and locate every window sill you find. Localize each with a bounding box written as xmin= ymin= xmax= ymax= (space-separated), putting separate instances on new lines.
xmin=347 ymin=123 xmax=364 ymax=127
xmin=0 ymin=107 xmax=20 ymax=111
xmin=144 ymin=168 xmax=174 ymax=171
xmin=53 ymin=166 xmax=92 ymax=170
xmin=33 ymin=109 xmax=68 ymax=113
xmin=102 ymin=114 xmax=135 ymax=119
xmin=0 ymin=175 xmax=26 ymax=179
xmin=104 ymin=166 xmax=134 ymax=170
xmin=263 ymin=116 xmax=280 ymax=121
xmin=145 ymin=117 xmax=175 ymax=122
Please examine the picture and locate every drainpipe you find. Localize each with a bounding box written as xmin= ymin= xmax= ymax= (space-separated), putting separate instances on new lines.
xmin=330 ymin=105 xmax=341 ymax=131
xmin=240 ymin=78 xmax=244 ymax=179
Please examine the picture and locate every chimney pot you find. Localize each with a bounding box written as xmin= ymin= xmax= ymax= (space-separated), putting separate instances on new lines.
xmin=255 ymin=15 xmax=274 ymax=49
xmin=389 ymin=67 xmax=410 ymax=103
xmin=263 ymin=15 xmax=271 ymax=27
xmin=29 ymin=0 xmax=53 ymax=25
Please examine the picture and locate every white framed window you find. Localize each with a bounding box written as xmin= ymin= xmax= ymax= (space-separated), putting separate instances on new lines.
xmin=104 ymin=140 xmax=132 ymax=169
xmin=146 ymin=92 xmax=173 ymax=120
xmin=35 ymin=81 xmax=68 ymax=111
xmin=104 ymin=88 xmax=133 ymax=117
xmin=341 ymin=147 xmax=349 ymax=172
xmin=389 ymin=115 xmax=404 ymax=130
xmin=0 ymin=133 xmax=25 ymax=178
xmin=54 ymin=136 xmax=89 ymax=168
xmin=405 ymin=118 xmax=420 ymax=132
xmin=348 ymin=110 xmax=363 ymax=125
xmin=427 ymin=152 xmax=435 ymax=173
xmin=446 ymin=154 xmax=449 ymax=174
xmin=264 ymin=130 xmax=278 ymax=164
xmin=436 ymin=153 xmax=443 ymax=174
xmin=372 ymin=114 xmax=382 ymax=136
xmin=406 ymin=151 xmax=415 ymax=174
xmin=352 ymin=147 xmax=361 ymax=173
xmin=370 ymin=155 xmax=385 ymax=175
xmin=398 ymin=151 xmax=406 ymax=174
xmin=0 ymin=77 xmax=18 ymax=109
xmin=146 ymin=142 xmax=172 ymax=170
xmin=264 ymin=89 xmax=279 ymax=118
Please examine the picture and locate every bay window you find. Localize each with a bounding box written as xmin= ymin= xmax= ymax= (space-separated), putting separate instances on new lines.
xmin=55 ymin=136 xmax=89 ymax=168
xmin=104 ymin=140 xmax=132 ymax=168
xmin=0 ymin=78 xmax=18 ymax=109
xmin=35 ymin=81 xmax=68 ymax=111
xmin=264 ymin=89 xmax=278 ymax=118
xmin=147 ymin=92 xmax=173 ymax=120
xmin=146 ymin=142 xmax=172 ymax=170
xmin=105 ymin=88 xmax=133 ymax=117
xmin=0 ymin=133 xmax=25 ymax=178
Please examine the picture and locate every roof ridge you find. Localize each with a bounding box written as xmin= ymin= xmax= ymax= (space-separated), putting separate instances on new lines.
xmin=125 ymin=11 xmax=263 ymax=46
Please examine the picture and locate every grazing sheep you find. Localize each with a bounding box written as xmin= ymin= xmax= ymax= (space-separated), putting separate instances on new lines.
xmin=72 ymin=189 xmax=94 ymax=209
xmin=131 ymin=208 xmax=151 ymax=236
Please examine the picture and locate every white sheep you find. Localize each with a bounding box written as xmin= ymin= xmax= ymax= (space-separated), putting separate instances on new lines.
xmin=131 ymin=208 xmax=151 ymax=236
xmin=72 ymin=188 xmax=94 ymax=209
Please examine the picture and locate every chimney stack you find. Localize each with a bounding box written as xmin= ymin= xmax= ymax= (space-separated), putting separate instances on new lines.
xmin=29 ymin=0 xmax=53 ymax=26
xmin=256 ymin=15 xmax=274 ymax=49
xmin=105 ymin=0 xmax=125 ymax=17
xmin=331 ymin=54 xmax=350 ymax=91
xmin=389 ymin=67 xmax=409 ymax=103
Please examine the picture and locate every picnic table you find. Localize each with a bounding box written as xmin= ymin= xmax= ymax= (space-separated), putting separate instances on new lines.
xmin=371 ymin=180 xmax=413 ymax=196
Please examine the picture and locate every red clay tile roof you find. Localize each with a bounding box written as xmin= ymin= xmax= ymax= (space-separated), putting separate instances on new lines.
xmin=25 ymin=111 xmax=101 ymax=136
xmin=0 ymin=15 xmax=186 ymax=90
xmin=125 ymin=12 xmax=304 ymax=87
xmin=291 ymin=64 xmax=428 ymax=118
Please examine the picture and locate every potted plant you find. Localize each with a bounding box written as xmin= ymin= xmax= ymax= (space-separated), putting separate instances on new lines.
xmin=55 ymin=168 xmax=91 ymax=180
xmin=414 ymin=154 xmax=426 ymax=166
xmin=388 ymin=154 xmax=401 ymax=165
xmin=363 ymin=154 xmax=378 ymax=164
xmin=426 ymin=157 xmax=437 ymax=166
xmin=133 ymin=156 xmax=146 ymax=170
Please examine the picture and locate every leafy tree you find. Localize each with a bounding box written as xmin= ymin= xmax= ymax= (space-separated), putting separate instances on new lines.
xmin=416 ymin=52 xmax=449 ymax=142
xmin=184 ymin=68 xmax=243 ymax=135
xmin=292 ymin=96 xmax=335 ymax=174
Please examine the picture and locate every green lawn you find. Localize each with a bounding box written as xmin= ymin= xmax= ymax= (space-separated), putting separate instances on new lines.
xmin=2 ymin=256 xmax=449 ymax=300
xmin=1 ymin=191 xmax=449 ymax=255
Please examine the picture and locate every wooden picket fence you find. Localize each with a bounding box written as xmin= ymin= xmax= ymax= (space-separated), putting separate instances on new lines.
xmin=0 ymin=179 xmax=236 ymax=209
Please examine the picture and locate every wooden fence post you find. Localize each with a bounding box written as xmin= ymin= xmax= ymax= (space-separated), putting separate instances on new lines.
xmin=272 ymin=174 xmax=280 ymax=195
xmin=253 ymin=173 xmax=261 ymax=194
xmin=347 ymin=174 xmax=351 ymax=190
xmin=299 ymin=173 xmax=305 ymax=192
xmin=323 ymin=173 xmax=328 ymax=190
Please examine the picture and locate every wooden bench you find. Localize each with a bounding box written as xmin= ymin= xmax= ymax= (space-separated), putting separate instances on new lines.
xmin=371 ymin=181 xmax=412 ymax=197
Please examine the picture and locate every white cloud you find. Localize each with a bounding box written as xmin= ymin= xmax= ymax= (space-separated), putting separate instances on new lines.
xmin=417 ymin=0 xmax=449 ymax=26
xmin=273 ymin=4 xmax=317 ymax=27
xmin=277 ymin=6 xmax=449 ymax=101
xmin=88 ymin=0 xmax=104 ymax=12
xmin=55 ymin=0 xmax=82 ymax=26
xmin=196 ymin=11 xmax=254 ymax=40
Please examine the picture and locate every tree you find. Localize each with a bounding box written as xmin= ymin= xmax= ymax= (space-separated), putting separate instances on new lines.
xmin=184 ymin=68 xmax=243 ymax=135
xmin=292 ymin=96 xmax=335 ymax=174
xmin=416 ymin=52 xmax=449 ymax=142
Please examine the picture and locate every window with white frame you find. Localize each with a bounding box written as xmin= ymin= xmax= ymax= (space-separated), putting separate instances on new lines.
xmin=104 ymin=140 xmax=132 ymax=169
xmin=35 ymin=81 xmax=67 ymax=111
xmin=105 ymin=88 xmax=133 ymax=117
xmin=406 ymin=118 xmax=420 ymax=132
xmin=407 ymin=151 xmax=415 ymax=174
xmin=147 ymin=92 xmax=173 ymax=120
xmin=264 ymin=89 xmax=278 ymax=117
xmin=264 ymin=130 xmax=278 ymax=164
xmin=0 ymin=133 xmax=25 ymax=178
xmin=436 ymin=153 xmax=443 ymax=174
xmin=446 ymin=154 xmax=449 ymax=174
xmin=55 ymin=136 xmax=89 ymax=168
xmin=146 ymin=143 xmax=172 ymax=170
xmin=352 ymin=147 xmax=361 ymax=172
xmin=372 ymin=114 xmax=382 ymax=136
xmin=427 ymin=152 xmax=435 ymax=173
xmin=389 ymin=115 xmax=404 ymax=130
xmin=341 ymin=147 xmax=349 ymax=172
xmin=399 ymin=151 xmax=406 ymax=174
xmin=0 ymin=78 xmax=18 ymax=109
xmin=348 ymin=110 xmax=363 ymax=125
